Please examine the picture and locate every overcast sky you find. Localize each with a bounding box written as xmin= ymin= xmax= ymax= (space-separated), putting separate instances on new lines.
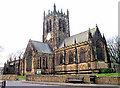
xmin=0 ymin=0 xmax=119 ymax=67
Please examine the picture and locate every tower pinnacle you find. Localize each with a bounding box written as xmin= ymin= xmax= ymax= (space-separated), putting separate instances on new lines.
xmin=44 ymin=11 xmax=45 ymax=20
xmin=54 ymin=3 xmax=56 ymax=12
xmin=67 ymin=9 xmax=69 ymax=18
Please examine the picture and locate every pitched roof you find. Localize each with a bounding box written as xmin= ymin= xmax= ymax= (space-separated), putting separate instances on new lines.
xmin=30 ymin=40 xmax=52 ymax=54
xmin=58 ymin=26 xmax=99 ymax=49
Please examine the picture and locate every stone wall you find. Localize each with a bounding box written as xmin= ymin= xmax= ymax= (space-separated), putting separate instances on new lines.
xmin=26 ymin=75 xmax=90 ymax=83
xmin=96 ymin=76 xmax=120 ymax=85
xmin=26 ymin=75 xmax=67 ymax=82
xmin=26 ymin=74 xmax=120 ymax=85
xmin=1 ymin=75 xmax=18 ymax=81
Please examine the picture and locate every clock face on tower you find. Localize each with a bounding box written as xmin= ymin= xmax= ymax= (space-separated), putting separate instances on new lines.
xmin=47 ymin=33 xmax=51 ymax=40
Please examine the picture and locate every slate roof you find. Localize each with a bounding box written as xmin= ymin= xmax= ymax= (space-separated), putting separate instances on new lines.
xmin=30 ymin=40 xmax=52 ymax=54
xmin=58 ymin=26 xmax=99 ymax=49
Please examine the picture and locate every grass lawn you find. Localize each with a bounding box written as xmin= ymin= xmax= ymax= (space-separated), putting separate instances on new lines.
xmin=18 ymin=75 xmax=26 ymax=79
xmin=94 ymin=73 xmax=120 ymax=77
xmin=73 ymin=73 xmax=120 ymax=77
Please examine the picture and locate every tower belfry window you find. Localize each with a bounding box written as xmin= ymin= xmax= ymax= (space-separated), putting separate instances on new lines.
xmin=59 ymin=19 xmax=66 ymax=32
xmin=50 ymin=20 xmax=52 ymax=31
xmin=63 ymin=20 xmax=66 ymax=32
xmin=59 ymin=19 xmax=62 ymax=31
xmin=47 ymin=21 xmax=49 ymax=33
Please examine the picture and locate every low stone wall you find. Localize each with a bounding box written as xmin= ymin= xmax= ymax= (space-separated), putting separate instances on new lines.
xmin=26 ymin=75 xmax=90 ymax=83
xmin=26 ymin=74 xmax=120 ymax=85
xmin=1 ymin=75 xmax=18 ymax=81
xmin=96 ymin=76 xmax=120 ymax=85
xmin=26 ymin=75 xmax=67 ymax=82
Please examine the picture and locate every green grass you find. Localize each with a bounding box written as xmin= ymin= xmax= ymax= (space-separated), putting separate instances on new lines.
xmin=18 ymin=75 xmax=26 ymax=79
xmin=93 ymin=73 xmax=120 ymax=77
xmin=72 ymin=73 xmax=120 ymax=77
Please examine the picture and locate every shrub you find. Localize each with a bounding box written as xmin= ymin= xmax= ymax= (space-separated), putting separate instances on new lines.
xmin=100 ymin=68 xmax=113 ymax=73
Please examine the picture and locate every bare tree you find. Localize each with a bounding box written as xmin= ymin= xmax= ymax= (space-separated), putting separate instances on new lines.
xmin=16 ymin=48 xmax=25 ymax=58
xmin=4 ymin=48 xmax=25 ymax=74
xmin=107 ymin=36 xmax=120 ymax=72
xmin=107 ymin=36 xmax=120 ymax=64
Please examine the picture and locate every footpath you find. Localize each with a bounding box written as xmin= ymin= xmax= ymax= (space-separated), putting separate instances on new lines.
xmin=21 ymin=80 xmax=120 ymax=88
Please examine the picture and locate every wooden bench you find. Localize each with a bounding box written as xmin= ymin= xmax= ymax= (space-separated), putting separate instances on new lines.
xmin=66 ymin=77 xmax=84 ymax=83
xmin=0 ymin=80 xmax=6 ymax=88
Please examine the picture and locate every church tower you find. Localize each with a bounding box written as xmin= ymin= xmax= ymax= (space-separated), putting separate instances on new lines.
xmin=43 ymin=4 xmax=70 ymax=51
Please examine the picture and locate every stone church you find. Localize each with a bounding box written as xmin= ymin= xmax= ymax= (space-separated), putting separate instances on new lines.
xmin=23 ymin=4 xmax=111 ymax=75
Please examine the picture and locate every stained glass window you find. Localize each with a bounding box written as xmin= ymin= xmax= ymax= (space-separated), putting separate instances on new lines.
xmin=69 ymin=51 xmax=74 ymax=64
xmin=96 ymin=40 xmax=105 ymax=61
xmin=60 ymin=53 xmax=64 ymax=65
xmin=80 ymin=48 xmax=86 ymax=63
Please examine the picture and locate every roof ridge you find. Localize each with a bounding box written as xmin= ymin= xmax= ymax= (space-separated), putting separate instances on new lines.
xmin=65 ymin=27 xmax=96 ymax=41
xmin=30 ymin=39 xmax=48 ymax=45
xmin=58 ymin=27 xmax=97 ymax=49
xmin=30 ymin=39 xmax=42 ymax=43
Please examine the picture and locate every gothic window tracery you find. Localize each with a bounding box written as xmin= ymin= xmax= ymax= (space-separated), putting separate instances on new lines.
xmin=63 ymin=20 xmax=66 ymax=32
xmin=80 ymin=48 xmax=86 ymax=63
xmin=60 ymin=53 xmax=64 ymax=65
xmin=26 ymin=50 xmax=32 ymax=71
xmin=69 ymin=51 xmax=74 ymax=64
xmin=50 ymin=20 xmax=52 ymax=31
xmin=59 ymin=19 xmax=62 ymax=31
xmin=59 ymin=19 xmax=66 ymax=32
xmin=96 ymin=40 xmax=105 ymax=61
xmin=46 ymin=57 xmax=48 ymax=69
xmin=37 ymin=59 xmax=39 ymax=69
xmin=39 ymin=57 xmax=41 ymax=69
xmin=43 ymin=57 xmax=46 ymax=68
xmin=46 ymin=21 xmax=49 ymax=33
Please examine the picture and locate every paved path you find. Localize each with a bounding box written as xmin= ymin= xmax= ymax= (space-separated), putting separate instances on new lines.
xmin=6 ymin=80 xmax=120 ymax=88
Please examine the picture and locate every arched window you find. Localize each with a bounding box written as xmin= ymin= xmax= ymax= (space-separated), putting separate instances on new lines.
xmin=69 ymin=51 xmax=74 ymax=64
xmin=43 ymin=57 xmax=46 ymax=69
xmin=80 ymin=48 xmax=86 ymax=63
xmin=96 ymin=40 xmax=105 ymax=61
xmin=60 ymin=53 xmax=64 ymax=65
xmin=46 ymin=21 xmax=49 ymax=33
xmin=59 ymin=19 xmax=62 ymax=31
xmin=39 ymin=57 xmax=41 ymax=69
xmin=26 ymin=50 xmax=32 ymax=71
xmin=63 ymin=20 xmax=66 ymax=32
xmin=46 ymin=57 xmax=48 ymax=69
xmin=59 ymin=19 xmax=66 ymax=32
xmin=37 ymin=59 xmax=39 ymax=69
xmin=50 ymin=20 xmax=52 ymax=31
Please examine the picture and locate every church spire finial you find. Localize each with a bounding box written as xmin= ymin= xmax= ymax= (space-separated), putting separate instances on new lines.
xmin=67 ymin=9 xmax=69 ymax=18
xmin=54 ymin=3 xmax=56 ymax=12
xmin=103 ymin=33 xmax=105 ymax=40
xmin=61 ymin=9 xmax=63 ymax=13
xmin=64 ymin=42 xmax=66 ymax=47
xmin=96 ymin=24 xmax=98 ymax=29
xmin=88 ymin=28 xmax=92 ymax=39
xmin=96 ymin=24 xmax=98 ymax=27
xmin=74 ymin=38 xmax=77 ymax=44
xmin=44 ymin=11 xmax=45 ymax=20
xmin=96 ymin=24 xmax=99 ymax=31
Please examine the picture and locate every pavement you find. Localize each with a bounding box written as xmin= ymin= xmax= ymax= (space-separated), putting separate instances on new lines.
xmin=21 ymin=80 xmax=120 ymax=88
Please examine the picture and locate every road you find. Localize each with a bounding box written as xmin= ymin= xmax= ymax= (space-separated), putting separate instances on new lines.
xmin=6 ymin=81 xmax=120 ymax=88
xmin=6 ymin=81 xmax=81 ymax=88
